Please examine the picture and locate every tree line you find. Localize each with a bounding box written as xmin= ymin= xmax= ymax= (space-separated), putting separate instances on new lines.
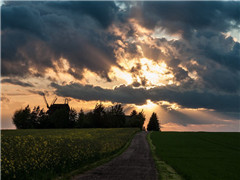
xmin=12 ymin=103 xmax=161 ymax=131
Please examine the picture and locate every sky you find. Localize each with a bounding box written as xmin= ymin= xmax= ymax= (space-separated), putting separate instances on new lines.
xmin=1 ymin=1 xmax=240 ymax=131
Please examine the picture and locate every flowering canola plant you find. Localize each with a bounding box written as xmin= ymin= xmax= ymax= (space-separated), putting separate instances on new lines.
xmin=1 ymin=128 xmax=138 ymax=180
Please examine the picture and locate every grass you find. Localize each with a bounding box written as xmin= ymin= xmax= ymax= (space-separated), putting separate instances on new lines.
xmin=149 ymin=132 xmax=240 ymax=180
xmin=1 ymin=128 xmax=139 ymax=180
xmin=147 ymin=132 xmax=182 ymax=180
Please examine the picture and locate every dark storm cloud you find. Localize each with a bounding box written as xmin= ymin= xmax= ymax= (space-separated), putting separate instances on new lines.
xmin=1 ymin=78 xmax=34 ymax=87
xmin=1 ymin=1 xmax=120 ymax=80
xmin=138 ymin=33 xmax=240 ymax=93
xmin=133 ymin=2 xmax=240 ymax=90
xmin=2 ymin=5 xmax=45 ymax=37
xmin=149 ymin=86 xmax=239 ymax=112
xmin=173 ymin=67 xmax=189 ymax=82
xmin=2 ymin=1 xmax=240 ymax=114
xmin=51 ymin=83 xmax=148 ymax=105
xmin=128 ymin=2 xmax=240 ymax=90
xmin=2 ymin=30 xmax=54 ymax=77
xmin=47 ymin=1 xmax=118 ymax=28
xmin=188 ymin=31 xmax=240 ymax=71
xmin=138 ymin=1 xmax=240 ymax=38
xmin=2 ymin=1 xmax=239 ymax=81
xmin=52 ymin=83 xmax=240 ymax=113
xmin=173 ymin=31 xmax=240 ymax=93
xmin=200 ymin=69 xmax=240 ymax=94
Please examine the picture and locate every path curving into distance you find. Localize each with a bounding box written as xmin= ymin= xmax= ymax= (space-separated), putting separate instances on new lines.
xmin=73 ymin=131 xmax=158 ymax=180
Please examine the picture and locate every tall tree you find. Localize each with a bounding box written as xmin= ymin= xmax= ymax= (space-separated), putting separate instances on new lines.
xmin=84 ymin=111 xmax=95 ymax=128
xmin=130 ymin=110 xmax=137 ymax=117
xmin=37 ymin=109 xmax=50 ymax=128
xmin=69 ymin=108 xmax=77 ymax=128
xmin=76 ymin=109 xmax=85 ymax=128
xmin=147 ymin=112 xmax=160 ymax=131
xmin=137 ymin=110 xmax=146 ymax=130
xmin=30 ymin=106 xmax=41 ymax=128
xmin=125 ymin=110 xmax=145 ymax=129
xmin=109 ymin=104 xmax=125 ymax=128
xmin=93 ymin=103 xmax=105 ymax=128
xmin=12 ymin=105 xmax=31 ymax=129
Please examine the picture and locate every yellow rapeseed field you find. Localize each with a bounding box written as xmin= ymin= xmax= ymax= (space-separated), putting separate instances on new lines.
xmin=1 ymin=128 xmax=138 ymax=180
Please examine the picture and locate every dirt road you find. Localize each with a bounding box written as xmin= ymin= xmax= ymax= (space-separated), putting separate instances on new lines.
xmin=73 ymin=131 xmax=157 ymax=180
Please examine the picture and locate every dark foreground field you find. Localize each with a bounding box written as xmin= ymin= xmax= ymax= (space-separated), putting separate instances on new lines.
xmin=1 ymin=128 xmax=138 ymax=180
xmin=150 ymin=132 xmax=240 ymax=180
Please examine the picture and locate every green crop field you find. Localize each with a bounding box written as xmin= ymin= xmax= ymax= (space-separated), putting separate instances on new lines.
xmin=149 ymin=132 xmax=240 ymax=180
xmin=1 ymin=128 xmax=138 ymax=180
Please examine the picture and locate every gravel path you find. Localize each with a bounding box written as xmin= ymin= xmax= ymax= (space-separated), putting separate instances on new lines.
xmin=72 ymin=131 xmax=158 ymax=180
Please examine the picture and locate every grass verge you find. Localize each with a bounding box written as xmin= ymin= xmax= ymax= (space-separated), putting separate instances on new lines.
xmin=147 ymin=132 xmax=182 ymax=180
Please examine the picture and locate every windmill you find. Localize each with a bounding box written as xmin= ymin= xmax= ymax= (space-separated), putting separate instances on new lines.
xmin=43 ymin=94 xmax=70 ymax=115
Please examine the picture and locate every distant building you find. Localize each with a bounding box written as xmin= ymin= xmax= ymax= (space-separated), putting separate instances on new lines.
xmin=43 ymin=94 xmax=70 ymax=115
xmin=47 ymin=104 xmax=70 ymax=115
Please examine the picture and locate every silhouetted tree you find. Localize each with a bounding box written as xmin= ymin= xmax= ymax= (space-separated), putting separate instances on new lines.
xmin=137 ymin=110 xmax=146 ymax=130
xmin=13 ymin=105 xmax=31 ymax=129
xmin=125 ymin=110 xmax=145 ymax=129
xmin=69 ymin=108 xmax=77 ymax=128
xmin=84 ymin=111 xmax=95 ymax=128
xmin=12 ymin=103 xmax=147 ymax=129
xmin=147 ymin=112 xmax=160 ymax=131
xmin=108 ymin=104 xmax=125 ymax=128
xmin=76 ymin=109 xmax=85 ymax=128
xmin=130 ymin=110 xmax=137 ymax=117
xmin=30 ymin=106 xmax=41 ymax=128
xmin=37 ymin=109 xmax=50 ymax=128
xmin=93 ymin=103 xmax=105 ymax=128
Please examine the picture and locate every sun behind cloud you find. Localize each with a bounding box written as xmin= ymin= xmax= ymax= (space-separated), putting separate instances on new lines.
xmin=1 ymin=1 xmax=239 ymax=131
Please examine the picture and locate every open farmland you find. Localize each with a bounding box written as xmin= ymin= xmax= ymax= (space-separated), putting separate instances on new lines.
xmin=1 ymin=128 xmax=138 ymax=180
xmin=149 ymin=132 xmax=240 ymax=180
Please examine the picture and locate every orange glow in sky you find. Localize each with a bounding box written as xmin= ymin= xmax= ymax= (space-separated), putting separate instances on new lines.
xmin=1 ymin=1 xmax=239 ymax=131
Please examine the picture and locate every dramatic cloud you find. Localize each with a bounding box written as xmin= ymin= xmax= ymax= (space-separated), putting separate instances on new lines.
xmin=2 ymin=5 xmax=44 ymax=37
xmin=52 ymin=82 xmax=240 ymax=113
xmin=2 ymin=1 xmax=120 ymax=80
xmin=2 ymin=1 xmax=239 ymax=84
xmin=137 ymin=1 xmax=240 ymax=38
xmin=48 ymin=1 xmax=118 ymax=28
xmin=2 ymin=1 xmax=240 ymax=129
xmin=1 ymin=78 xmax=34 ymax=87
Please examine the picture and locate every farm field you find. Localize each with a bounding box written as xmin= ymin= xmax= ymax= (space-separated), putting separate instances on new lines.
xmin=1 ymin=128 xmax=138 ymax=180
xmin=149 ymin=132 xmax=240 ymax=180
